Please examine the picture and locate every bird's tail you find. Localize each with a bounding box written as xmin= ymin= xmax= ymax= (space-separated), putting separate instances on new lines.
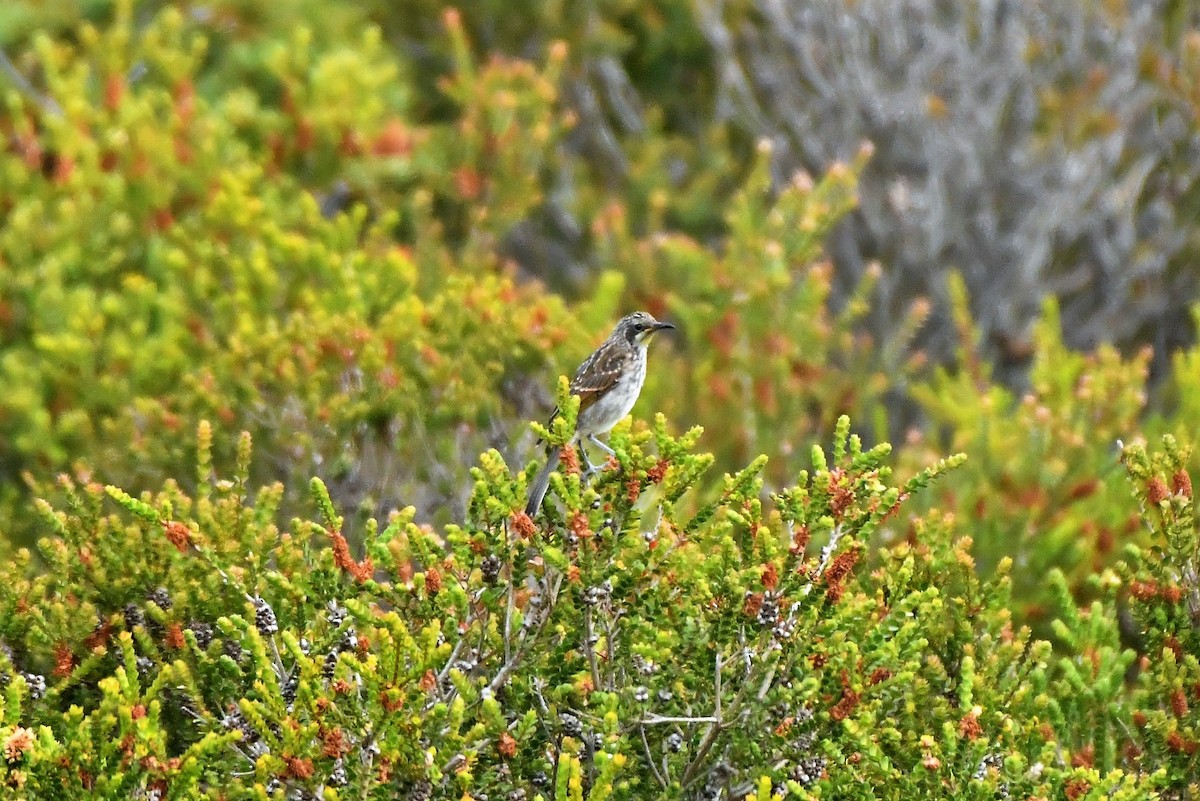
xmin=525 ymin=445 xmax=562 ymax=517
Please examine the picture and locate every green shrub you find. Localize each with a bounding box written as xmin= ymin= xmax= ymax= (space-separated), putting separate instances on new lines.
xmin=0 ymin=2 xmax=889 ymax=557
xmin=0 ymin=4 xmax=584 ymax=541
xmin=2 ymin=417 xmax=1195 ymax=799
xmin=896 ymin=276 xmax=1200 ymax=645
xmin=3 ymin=5 xmax=1200 ymax=797
xmin=1118 ymin=435 xmax=1200 ymax=788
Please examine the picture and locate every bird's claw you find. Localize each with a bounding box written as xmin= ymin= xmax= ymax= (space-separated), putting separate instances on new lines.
xmin=581 ymin=455 xmax=621 ymax=484
xmin=580 ymin=456 xmax=598 ymax=481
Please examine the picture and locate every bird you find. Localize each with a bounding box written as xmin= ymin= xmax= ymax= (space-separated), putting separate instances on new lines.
xmin=524 ymin=311 xmax=675 ymax=516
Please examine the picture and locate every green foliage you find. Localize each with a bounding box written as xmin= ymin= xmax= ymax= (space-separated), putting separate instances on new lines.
xmin=4 ymin=3 xmax=1200 ymax=798
xmin=904 ymin=278 xmax=1147 ymax=626
xmin=1118 ymin=436 xmax=1200 ymax=792
xmin=591 ymin=142 xmax=901 ymax=495
xmin=0 ymin=419 xmax=1188 ymax=799
xmin=900 ymin=276 xmax=1200 ymax=650
xmin=0 ymin=1 xmax=881 ymax=551
xmin=0 ymin=3 xmax=583 ymax=541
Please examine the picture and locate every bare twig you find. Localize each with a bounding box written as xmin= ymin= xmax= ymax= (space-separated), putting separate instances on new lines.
xmin=756 ymin=657 xmax=778 ymax=700
xmin=639 ymin=724 xmax=668 ymax=789
xmin=637 ymin=715 xmax=720 ymax=725
xmin=0 ymin=48 xmax=62 ymax=117
xmin=815 ymin=523 xmax=845 ymax=580
xmin=487 ymin=571 xmax=563 ymax=694
xmin=583 ymin=606 xmax=602 ymax=691
xmin=269 ymin=638 xmax=285 ymax=678
xmin=678 ymin=651 xmax=726 ymax=789
xmin=433 ymin=624 xmax=468 ymax=689
xmin=679 ymin=646 xmax=765 ymax=791
xmin=503 ymin=566 xmax=516 ymax=663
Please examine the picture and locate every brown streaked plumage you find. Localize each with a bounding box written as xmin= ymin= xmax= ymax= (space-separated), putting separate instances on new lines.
xmin=525 ymin=312 xmax=674 ymax=516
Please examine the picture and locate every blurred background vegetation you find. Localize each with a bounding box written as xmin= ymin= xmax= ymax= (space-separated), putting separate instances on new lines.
xmin=2 ymin=0 xmax=1200 ymax=632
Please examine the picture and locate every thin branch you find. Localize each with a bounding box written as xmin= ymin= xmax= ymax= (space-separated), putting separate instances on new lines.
xmin=639 ymin=724 xmax=668 ymax=789
xmin=583 ymin=606 xmax=602 ymax=691
xmin=434 ymin=626 xmax=467 ymax=686
xmin=715 ymin=651 xmax=723 ymax=718
xmin=602 ymin=609 xmax=620 ymax=691
xmin=503 ymin=565 xmax=516 ymax=663
xmin=756 ymin=657 xmax=778 ymax=701
xmin=679 ymin=646 xmax=764 ymax=792
xmin=679 ymin=651 xmax=726 ymax=789
xmin=0 ymin=48 xmax=62 ymax=117
xmin=487 ymin=571 xmax=563 ymax=694
xmin=815 ymin=523 xmax=845 ymax=579
xmin=269 ymin=638 xmax=286 ymax=678
xmin=637 ymin=715 xmax=720 ymax=725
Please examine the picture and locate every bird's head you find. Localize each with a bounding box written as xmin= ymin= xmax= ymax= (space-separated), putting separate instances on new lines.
xmin=617 ymin=311 xmax=676 ymax=347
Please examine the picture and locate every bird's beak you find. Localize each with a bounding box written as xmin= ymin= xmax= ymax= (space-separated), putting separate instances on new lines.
xmin=652 ymin=321 xmax=676 ymax=333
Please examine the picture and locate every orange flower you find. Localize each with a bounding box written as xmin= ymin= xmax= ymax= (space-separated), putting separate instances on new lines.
xmin=330 ymin=530 xmax=373 ymax=582
xmin=1167 ymin=730 xmax=1198 ymax=754
xmin=165 ymin=623 xmax=186 ymax=650
xmin=511 ymin=511 xmax=537 ymax=539
xmin=1171 ymin=689 xmax=1189 ymax=718
xmin=162 ymin=521 xmax=192 ymax=553
xmin=1172 ymin=468 xmax=1192 ymax=498
xmin=286 ymin=757 xmax=314 ymax=779
xmin=761 ymin=563 xmax=779 ymax=591
xmin=742 ymin=592 xmax=764 ymax=619
xmin=1065 ymin=778 xmax=1091 ymax=800
xmin=424 ymin=567 xmax=442 ymax=594
xmin=569 ymin=512 xmax=592 ymax=540
xmin=53 ymin=643 xmax=74 ymax=678
xmin=3 ymin=728 xmax=34 ymax=762
xmin=829 ymin=672 xmax=860 ymax=721
xmin=322 ymin=727 xmax=349 ymax=759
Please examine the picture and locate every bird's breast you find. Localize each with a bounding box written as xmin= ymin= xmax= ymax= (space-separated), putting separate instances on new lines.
xmin=576 ymin=353 xmax=647 ymax=436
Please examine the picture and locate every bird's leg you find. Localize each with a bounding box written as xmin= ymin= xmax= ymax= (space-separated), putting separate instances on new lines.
xmin=577 ymin=440 xmax=599 ymax=479
xmin=586 ymin=435 xmax=617 ymax=477
xmin=588 ymin=434 xmax=616 ymax=457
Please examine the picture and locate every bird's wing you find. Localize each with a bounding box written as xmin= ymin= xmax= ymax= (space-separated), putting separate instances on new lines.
xmin=569 ymin=338 xmax=632 ymax=415
xmin=541 ymin=338 xmax=631 ymax=435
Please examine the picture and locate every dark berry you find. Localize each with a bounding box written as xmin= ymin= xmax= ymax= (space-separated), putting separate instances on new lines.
xmin=188 ymin=621 xmax=214 ymax=649
xmin=253 ymin=597 xmax=278 ymax=635
xmin=124 ymin=603 xmax=146 ymax=631
xmin=481 ymin=554 xmax=503 ymax=584
xmin=146 ymin=587 xmax=172 ymax=610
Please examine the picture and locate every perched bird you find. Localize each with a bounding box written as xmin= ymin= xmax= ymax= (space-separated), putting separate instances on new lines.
xmin=525 ymin=311 xmax=675 ymax=516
